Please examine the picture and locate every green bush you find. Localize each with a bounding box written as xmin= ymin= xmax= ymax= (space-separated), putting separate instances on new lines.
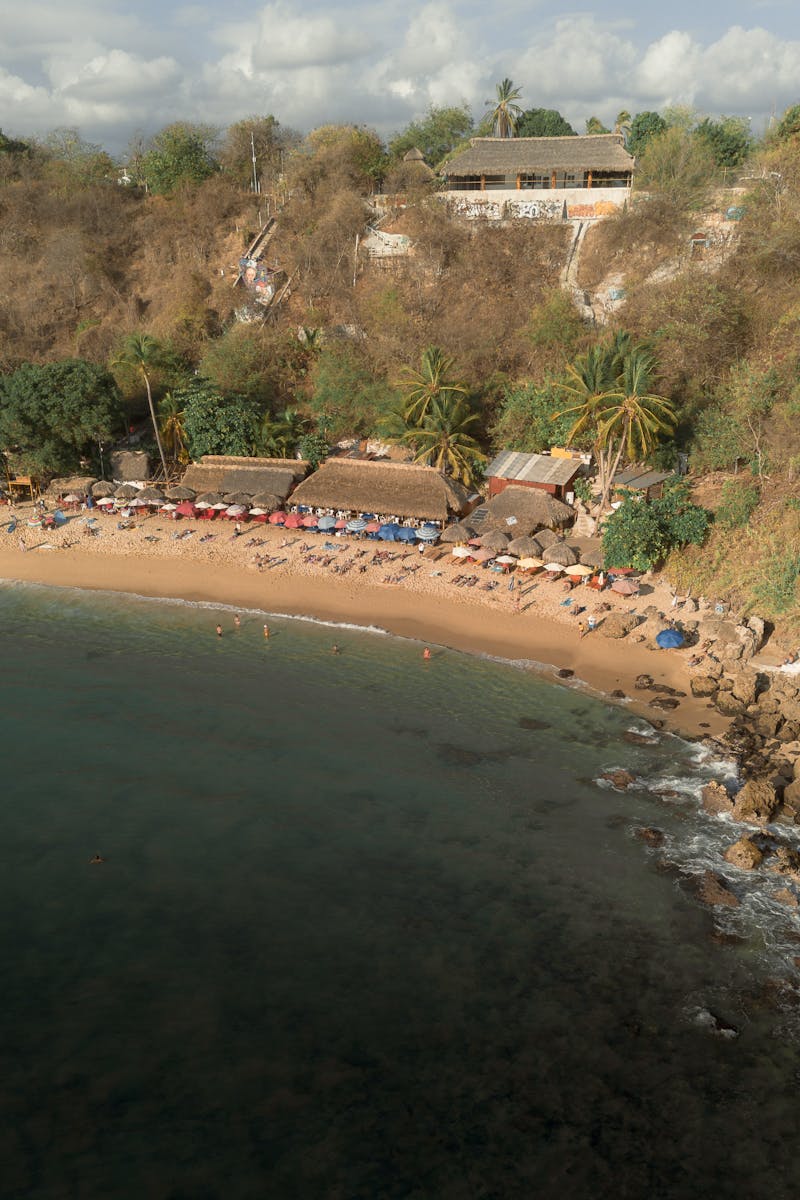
xmin=602 ymin=480 xmax=709 ymax=570
xmin=753 ymin=550 xmax=800 ymax=613
xmin=716 ymin=481 xmax=761 ymax=529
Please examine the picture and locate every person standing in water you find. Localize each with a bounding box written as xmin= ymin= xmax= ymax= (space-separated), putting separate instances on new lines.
xmin=216 ymin=624 xmax=223 ymax=637
xmin=423 ymin=647 xmax=432 ymax=661
xmin=234 ymin=614 xmax=241 ymax=629
xmin=263 ymin=624 xmax=270 ymax=639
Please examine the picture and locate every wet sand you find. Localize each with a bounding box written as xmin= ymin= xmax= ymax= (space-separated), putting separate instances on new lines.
xmin=0 ymin=511 xmax=728 ymax=739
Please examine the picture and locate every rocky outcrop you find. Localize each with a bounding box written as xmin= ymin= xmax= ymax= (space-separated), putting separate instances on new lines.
xmin=696 ymin=871 xmax=740 ymax=907
xmin=767 ymin=846 xmax=800 ymax=884
xmin=772 ymin=887 xmax=799 ymax=909
xmin=600 ymin=612 xmax=641 ymax=639
xmin=691 ymin=675 xmax=719 ymax=698
xmin=702 ymin=781 xmax=734 ymax=817
xmin=600 ymin=769 xmax=635 ymax=790
xmin=732 ymin=779 xmax=779 ymax=825
xmin=635 ymin=827 xmax=665 ymax=847
xmin=724 ymin=837 xmax=764 ymax=870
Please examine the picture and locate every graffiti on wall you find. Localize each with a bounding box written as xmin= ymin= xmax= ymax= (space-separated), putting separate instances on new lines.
xmin=507 ymin=198 xmax=565 ymax=220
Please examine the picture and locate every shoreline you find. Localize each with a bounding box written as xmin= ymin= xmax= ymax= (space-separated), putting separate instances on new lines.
xmin=0 ymin=521 xmax=729 ymax=741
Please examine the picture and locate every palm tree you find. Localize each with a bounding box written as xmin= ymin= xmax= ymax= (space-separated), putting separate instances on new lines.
xmin=157 ymin=392 xmax=189 ymax=464
xmin=398 ymin=395 xmax=486 ymax=487
xmin=398 ymin=347 xmax=468 ymax=424
xmin=585 ymin=116 xmax=610 ymax=135
xmin=485 ymin=79 xmax=523 ymax=138
xmin=614 ymin=110 xmax=632 ymax=139
xmin=112 ymin=333 xmax=169 ymax=477
xmin=258 ymin=408 xmax=308 ymax=457
xmin=594 ymin=350 xmax=677 ymax=509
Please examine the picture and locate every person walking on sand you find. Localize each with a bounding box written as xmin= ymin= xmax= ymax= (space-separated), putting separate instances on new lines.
xmin=578 ymin=620 xmax=587 ymax=638
xmin=216 ymin=624 xmax=223 ymax=637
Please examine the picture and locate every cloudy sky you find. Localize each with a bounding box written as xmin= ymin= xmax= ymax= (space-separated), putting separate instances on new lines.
xmin=1 ymin=1 xmax=798 ymax=153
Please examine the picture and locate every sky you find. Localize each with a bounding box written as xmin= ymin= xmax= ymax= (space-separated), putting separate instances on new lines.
xmin=1 ymin=1 xmax=799 ymax=154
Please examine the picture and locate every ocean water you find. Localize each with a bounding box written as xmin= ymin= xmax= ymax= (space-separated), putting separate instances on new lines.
xmin=2 ymin=580 xmax=800 ymax=1199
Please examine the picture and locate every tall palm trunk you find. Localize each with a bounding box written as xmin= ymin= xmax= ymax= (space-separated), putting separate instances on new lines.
xmin=143 ymin=369 xmax=169 ymax=478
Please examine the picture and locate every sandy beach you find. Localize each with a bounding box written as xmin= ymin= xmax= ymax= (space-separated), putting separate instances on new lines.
xmin=0 ymin=507 xmax=729 ymax=739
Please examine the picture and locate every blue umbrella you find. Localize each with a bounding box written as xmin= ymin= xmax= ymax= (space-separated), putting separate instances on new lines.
xmin=416 ymin=527 xmax=439 ymax=541
xmin=656 ymin=628 xmax=685 ymax=649
xmin=378 ymin=523 xmax=400 ymax=541
xmin=395 ymin=526 xmax=417 ymax=543
xmin=317 ymin=515 xmax=336 ymax=531
xmin=346 ymin=518 xmax=367 ymax=533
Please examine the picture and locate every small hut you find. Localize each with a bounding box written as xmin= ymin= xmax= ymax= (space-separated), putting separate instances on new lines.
xmin=288 ymin=460 xmax=470 ymax=523
xmin=479 ymin=484 xmax=574 ymax=534
xmin=485 ymin=451 xmax=582 ymax=501
xmin=181 ymin=456 xmax=308 ymax=504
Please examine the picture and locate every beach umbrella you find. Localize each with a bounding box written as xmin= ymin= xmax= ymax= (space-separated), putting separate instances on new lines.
xmin=224 ymin=492 xmax=254 ymax=506
xmin=495 ymin=554 xmax=516 ymax=565
xmin=250 ymin=491 xmax=282 ymax=511
xmin=468 ymin=537 xmax=482 ymax=547
xmin=396 ymin=526 xmax=417 ymax=543
xmin=61 ymin=493 xmax=80 ymax=503
xmin=160 ymin=502 xmax=177 ymax=511
xmin=535 ymin=528 xmax=559 ymax=551
xmin=565 ymin=563 xmax=593 ymax=577
xmin=97 ymin=495 xmax=115 ymax=505
xmin=611 ymin=578 xmax=639 ymax=595
xmin=226 ymin=504 xmax=247 ymax=515
xmin=545 ymin=542 xmax=578 ymax=567
xmin=248 ymin=508 xmax=266 ymax=517
xmin=212 ymin=502 xmax=229 ymax=511
xmin=194 ymin=501 xmax=209 ymax=509
xmin=365 ymin=521 xmax=381 ymax=533
xmin=452 ymin=545 xmax=471 ymax=558
xmin=165 ymin=485 xmax=196 ymax=501
xmin=543 ymin=562 xmax=564 ymax=574
xmin=580 ymin=547 xmax=605 ymax=568
xmin=302 ymin=514 xmax=319 ymax=527
xmin=346 ymin=518 xmax=367 ymax=533
xmin=284 ymin=512 xmax=304 ymax=528
xmin=91 ymin=480 xmax=116 ymax=498
xmin=474 ymin=548 xmax=495 ymax=563
xmin=317 ymin=515 xmax=337 ymax=531
xmin=139 ymin=486 xmax=165 ymax=503
xmin=480 ymin=530 xmax=510 ymax=552
xmin=334 ymin=518 xmax=348 ymax=530
xmin=416 ymin=527 xmax=439 ymax=541
xmin=196 ymin=491 xmax=223 ymax=505
xmin=378 ymin=522 xmax=400 ymax=541
xmin=268 ymin=511 xmax=286 ymax=524
xmin=127 ymin=497 xmax=146 ymax=507
xmin=656 ymin=628 xmax=685 ymax=650
xmin=440 ymin=523 xmax=476 ymax=544
xmin=114 ymin=484 xmax=139 ymax=500
xmin=518 ymin=557 xmax=544 ymax=571
xmin=507 ymin=535 xmax=542 ymax=558
xmin=176 ymin=501 xmax=197 ymax=518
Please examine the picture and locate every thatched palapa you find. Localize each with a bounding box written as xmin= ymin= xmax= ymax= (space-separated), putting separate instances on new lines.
xmin=182 ymin=455 xmax=306 ymax=502
xmin=48 ymin=475 xmax=97 ymax=497
xmin=481 ymin=485 xmax=574 ymax=534
xmin=289 ymin=460 xmax=470 ymax=522
xmin=442 ymin=134 xmax=634 ymax=186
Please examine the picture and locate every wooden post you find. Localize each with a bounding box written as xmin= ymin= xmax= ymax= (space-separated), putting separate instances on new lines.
xmin=516 ymin=174 xmax=521 ymax=190
xmin=480 ymin=174 xmax=486 ymax=191
xmin=587 ymin=170 xmax=593 ymax=189
xmin=551 ymin=170 xmax=557 ymax=189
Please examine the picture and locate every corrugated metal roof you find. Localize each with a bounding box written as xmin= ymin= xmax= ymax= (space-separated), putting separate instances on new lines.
xmin=442 ymin=134 xmax=634 ymax=177
xmin=614 ymin=468 xmax=673 ymax=490
xmin=487 ymin=451 xmax=582 ymax=487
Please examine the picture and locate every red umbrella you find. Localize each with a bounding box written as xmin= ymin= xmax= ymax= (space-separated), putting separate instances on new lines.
xmin=334 ymin=519 xmax=348 ymax=529
xmin=284 ymin=513 xmax=303 ymax=528
xmin=301 ymin=514 xmax=318 ymax=527
xmin=365 ymin=521 xmax=380 ymax=533
xmin=611 ymin=578 xmax=639 ymax=595
xmin=175 ymin=501 xmax=197 ymax=518
xmin=268 ymin=511 xmax=286 ymax=525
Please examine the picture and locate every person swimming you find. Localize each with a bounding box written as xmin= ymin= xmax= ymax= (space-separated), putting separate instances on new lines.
xmin=263 ymin=624 xmax=270 ymax=638
xmin=422 ymin=647 xmax=432 ymax=661
xmin=234 ymin=614 xmax=241 ymax=628
xmin=331 ymin=643 xmax=341 ymax=654
xmin=89 ymin=854 xmax=105 ymax=864
xmin=216 ymin=624 xmax=223 ymax=637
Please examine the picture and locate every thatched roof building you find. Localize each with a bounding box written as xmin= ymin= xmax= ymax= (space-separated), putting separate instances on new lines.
xmin=47 ymin=475 xmax=97 ymax=497
xmin=480 ymin=484 xmax=574 ymax=533
xmin=182 ymin=456 xmax=308 ymax=502
xmin=289 ymin=460 xmax=470 ymax=521
xmin=442 ymin=134 xmax=634 ymax=191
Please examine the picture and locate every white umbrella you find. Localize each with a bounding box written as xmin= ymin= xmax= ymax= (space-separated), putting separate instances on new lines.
xmin=226 ymin=504 xmax=246 ymax=515
xmin=160 ymin=502 xmax=177 ymax=511
xmin=451 ymin=546 xmax=471 ymax=558
xmin=518 ymin=557 xmax=543 ymax=570
xmin=194 ymin=501 xmax=210 ymax=509
xmin=97 ymin=496 xmax=115 ymax=505
xmin=566 ymin=563 xmax=592 ymax=576
xmin=62 ymin=493 xmax=80 ymax=502
xmin=543 ymin=563 xmax=564 ymax=573
xmin=212 ymin=502 xmax=229 ymax=510
xmin=249 ymin=508 xmax=266 ymax=516
xmin=127 ymin=497 xmax=146 ymax=507
xmin=495 ymin=555 xmax=517 ymax=565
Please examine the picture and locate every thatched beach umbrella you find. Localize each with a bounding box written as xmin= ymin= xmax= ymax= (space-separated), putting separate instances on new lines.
xmin=545 ymin=542 xmax=579 ymax=567
xmin=114 ymin=483 xmax=139 ymax=500
xmin=507 ymin=535 xmax=542 ymax=558
xmin=250 ymin=491 xmax=282 ymax=512
xmin=580 ymin=547 xmax=605 ymax=568
xmin=440 ymin=522 xmax=476 ymax=544
xmin=479 ymin=529 xmax=510 ymax=552
xmin=139 ymin=486 xmax=166 ymax=503
xmin=224 ymin=492 xmax=254 ymax=506
xmin=166 ymin=484 xmax=196 ymax=501
xmin=196 ymin=492 xmax=223 ymax=505
xmin=91 ymin=480 xmax=116 ymax=498
xmin=534 ymin=528 xmax=559 ymax=552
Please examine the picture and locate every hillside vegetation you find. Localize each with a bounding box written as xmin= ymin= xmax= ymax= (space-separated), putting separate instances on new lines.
xmin=1 ymin=109 xmax=800 ymax=625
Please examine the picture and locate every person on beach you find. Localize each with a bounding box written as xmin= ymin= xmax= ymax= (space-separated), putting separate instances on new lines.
xmin=216 ymin=624 xmax=223 ymax=637
xmin=578 ymin=620 xmax=587 ymax=639
xmin=423 ymin=647 xmax=432 ymax=661
xmin=587 ymin=615 xmax=598 ymax=634
xmin=89 ymin=854 xmax=105 ymax=864
xmin=263 ymin=624 xmax=270 ymax=639
xmin=331 ymin=643 xmax=341 ymax=654
xmin=234 ymin=614 xmax=241 ymax=629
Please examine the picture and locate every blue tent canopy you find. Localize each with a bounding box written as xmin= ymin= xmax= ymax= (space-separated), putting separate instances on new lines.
xmin=378 ymin=523 xmax=400 ymax=541
xmin=395 ymin=526 xmax=417 ymax=543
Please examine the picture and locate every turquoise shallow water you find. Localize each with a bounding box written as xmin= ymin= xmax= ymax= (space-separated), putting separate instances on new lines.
xmin=2 ymin=581 xmax=800 ymax=1199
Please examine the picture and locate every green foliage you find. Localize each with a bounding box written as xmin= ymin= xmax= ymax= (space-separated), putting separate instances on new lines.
xmin=200 ymin=324 xmax=280 ymax=403
xmin=303 ymin=125 xmax=386 ymax=186
xmin=389 ymin=106 xmax=474 ymax=166
xmin=310 ymin=345 xmax=391 ymax=439
xmin=753 ymin=549 xmax=800 ymax=613
xmin=690 ymin=406 xmax=747 ymax=471
xmin=585 ymin=116 xmax=610 ymax=135
xmin=695 ymin=116 xmax=752 ymax=169
xmin=142 ymin=123 xmax=218 ymax=195
xmin=41 ymin=127 xmax=114 ymax=189
xmin=257 ymin=408 xmax=308 ymax=457
xmin=218 ymin=115 xmax=298 ymax=190
xmin=0 ymin=129 xmax=30 ymax=156
xmin=491 ymin=380 xmax=582 ymax=452
xmin=0 ymin=359 xmax=123 ymax=477
xmin=179 ymin=381 xmax=259 ymax=458
xmin=716 ymin=481 xmax=761 ymax=530
xmin=516 ymin=109 xmax=576 ymax=138
xmin=603 ymin=481 xmax=709 ymax=570
xmin=633 ymin=125 xmax=717 ymax=206
xmin=572 ymin=476 xmax=593 ymax=505
xmin=776 ymin=104 xmax=800 ymax=141
xmin=485 ymin=80 xmax=524 ymax=138
xmin=627 ymin=111 xmax=667 ymax=156
xmin=297 ymin=431 xmax=329 ymax=469
xmin=386 ymin=393 xmax=486 ymax=487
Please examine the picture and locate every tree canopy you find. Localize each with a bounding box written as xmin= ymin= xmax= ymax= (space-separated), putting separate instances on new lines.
xmin=486 ymin=80 xmax=523 ymax=138
xmin=141 ymin=123 xmax=218 ymax=195
xmin=627 ymin=111 xmax=667 ymax=156
xmin=515 ymin=109 xmax=576 ymax=138
xmin=179 ymin=381 xmax=259 ymax=458
xmin=389 ymin=106 xmax=474 ymax=166
xmin=0 ymin=359 xmax=123 ymax=477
